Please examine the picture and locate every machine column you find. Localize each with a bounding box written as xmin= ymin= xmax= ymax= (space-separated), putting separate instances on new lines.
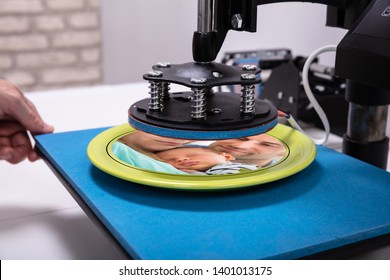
xmin=342 ymin=80 xmax=389 ymax=169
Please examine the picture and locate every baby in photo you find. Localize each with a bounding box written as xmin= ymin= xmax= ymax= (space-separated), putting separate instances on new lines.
xmin=156 ymin=146 xmax=258 ymax=175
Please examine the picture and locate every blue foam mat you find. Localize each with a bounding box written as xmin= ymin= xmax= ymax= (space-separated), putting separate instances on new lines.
xmin=35 ymin=127 xmax=390 ymax=259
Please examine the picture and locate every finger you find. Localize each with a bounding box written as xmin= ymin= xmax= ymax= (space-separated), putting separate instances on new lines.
xmin=28 ymin=149 xmax=40 ymax=162
xmin=24 ymin=98 xmax=54 ymax=134
xmin=1 ymin=80 xmax=54 ymax=135
xmin=7 ymin=131 xmax=32 ymax=164
xmin=0 ymin=140 xmax=12 ymax=160
xmin=0 ymin=145 xmax=28 ymax=164
xmin=0 ymin=121 xmax=25 ymax=137
xmin=8 ymin=93 xmax=54 ymax=135
xmin=0 ymin=146 xmax=12 ymax=161
xmin=0 ymin=136 xmax=12 ymax=160
xmin=0 ymin=134 xmax=11 ymax=146
xmin=0 ymin=126 xmax=42 ymax=163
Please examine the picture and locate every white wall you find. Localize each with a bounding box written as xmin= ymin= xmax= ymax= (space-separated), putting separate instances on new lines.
xmin=101 ymin=1 xmax=348 ymax=84
xmin=101 ymin=0 xmax=196 ymax=84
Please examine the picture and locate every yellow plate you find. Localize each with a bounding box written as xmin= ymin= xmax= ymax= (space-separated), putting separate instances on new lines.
xmin=87 ymin=123 xmax=316 ymax=191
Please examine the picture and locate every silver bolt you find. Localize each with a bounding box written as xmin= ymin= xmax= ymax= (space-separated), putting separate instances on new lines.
xmin=157 ymin=62 xmax=171 ymax=68
xmin=148 ymin=70 xmax=163 ymax=77
xmin=191 ymin=77 xmax=207 ymax=84
xmin=211 ymin=108 xmax=222 ymax=114
xmin=242 ymin=64 xmax=257 ymax=71
xmin=231 ymin=14 xmax=243 ymax=29
xmin=241 ymin=73 xmax=256 ymax=80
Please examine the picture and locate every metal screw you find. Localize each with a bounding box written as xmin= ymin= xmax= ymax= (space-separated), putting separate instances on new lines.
xmin=157 ymin=62 xmax=171 ymax=68
xmin=211 ymin=108 xmax=222 ymax=114
xmin=191 ymin=77 xmax=207 ymax=84
xmin=242 ymin=65 xmax=257 ymax=71
xmin=147 ymin=70 xmax=163 ymax=77
xmin=231 ymin=14 xmax=243 ymax=29
xmin=241 ymin=73 xmax=256 ymax=80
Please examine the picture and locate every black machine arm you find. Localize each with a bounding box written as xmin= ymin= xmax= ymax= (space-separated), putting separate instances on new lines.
xmin=191 ymin=0 xmax=390 ymax=169
xmin=193 ymin=0 xmax=371 ymax=63
xmin=131 ymin=0 xmax=389 ymax=168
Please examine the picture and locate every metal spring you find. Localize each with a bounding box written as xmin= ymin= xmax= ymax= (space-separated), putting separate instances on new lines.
xmin=148 ymin=81 xmax=162 ymax=111
xmin=240 ymin=84 xmax=256 ymax=114
xmin=160 ymin=82 xmax=170 ymax=101
xmin=191 ymin=88 xmax=207 ymax=119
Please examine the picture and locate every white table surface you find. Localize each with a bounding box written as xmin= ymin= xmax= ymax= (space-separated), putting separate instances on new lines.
xmin=0 ymin=82 xmax=389 ymax=259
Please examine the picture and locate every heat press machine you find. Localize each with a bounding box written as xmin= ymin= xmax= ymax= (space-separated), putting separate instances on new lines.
xmin=34 ymin=0 xmax=390 ymax=260
xmin=221 ymin=48 xmax=349 ymax=136
xmin=129 ymin=0 xmax=390 ymax=169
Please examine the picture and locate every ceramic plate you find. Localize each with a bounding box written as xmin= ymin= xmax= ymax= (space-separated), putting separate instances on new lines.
xmin=87 ymin=123 xmax=316 ymax=191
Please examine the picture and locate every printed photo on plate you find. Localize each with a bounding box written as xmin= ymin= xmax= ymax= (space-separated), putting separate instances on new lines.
xmin=111 ymin=130 xmax=287 ymax=175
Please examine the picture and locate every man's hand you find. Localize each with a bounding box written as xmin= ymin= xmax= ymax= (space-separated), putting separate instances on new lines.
xmin=0 ymin=79 xmax=54 ymax=164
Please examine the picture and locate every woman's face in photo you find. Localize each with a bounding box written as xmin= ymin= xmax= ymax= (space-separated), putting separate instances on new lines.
xmin=209 ymin=134 xmax=286 ymax=159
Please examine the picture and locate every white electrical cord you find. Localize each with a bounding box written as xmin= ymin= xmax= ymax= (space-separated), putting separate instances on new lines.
xmin=300 ymin=45 xmax=337 ymax=145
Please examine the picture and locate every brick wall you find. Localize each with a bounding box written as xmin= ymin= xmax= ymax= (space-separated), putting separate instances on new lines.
xmin=0 ymin=0 xmax=102 ymax=92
